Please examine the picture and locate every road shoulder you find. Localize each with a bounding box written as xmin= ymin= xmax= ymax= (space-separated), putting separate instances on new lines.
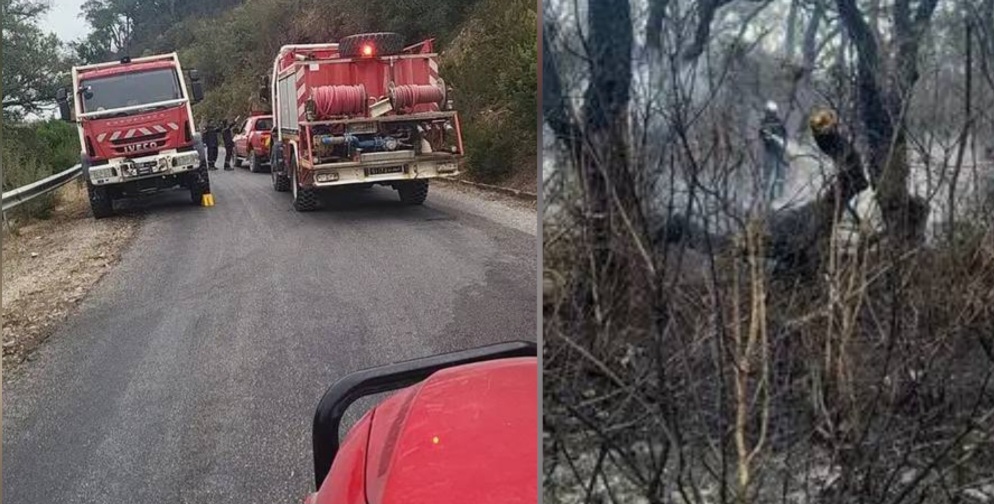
xmin=431 ymin=179 xmax=537 ymax=236
xmin=2 ymin=183 xmax=140 ymax=374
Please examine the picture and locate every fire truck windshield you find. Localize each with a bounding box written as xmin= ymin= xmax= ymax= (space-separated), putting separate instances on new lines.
xmin=80 ymin=68 xmax=183 ymax=113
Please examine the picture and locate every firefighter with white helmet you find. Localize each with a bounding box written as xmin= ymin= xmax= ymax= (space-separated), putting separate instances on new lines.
xmin=760 ymin=100 xmax=788 ymax=201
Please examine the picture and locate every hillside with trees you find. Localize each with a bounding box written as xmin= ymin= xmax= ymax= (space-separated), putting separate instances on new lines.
xmin=74 ymin=0 xmax=537 ymax=187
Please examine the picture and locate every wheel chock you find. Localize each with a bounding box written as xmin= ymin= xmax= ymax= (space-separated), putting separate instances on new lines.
xmin=202 ymin=193 xmax=215 ymax=207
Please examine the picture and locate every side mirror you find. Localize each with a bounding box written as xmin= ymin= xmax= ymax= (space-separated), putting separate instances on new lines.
xmin=191 ymin=81 xmax=204 ymax=104
xmin=56 ymin=87 xmax=71 ymax=122
xmin=259 ymin=75 xmax=270 ymax=102
xmin=188 ymin=69 xmax=204 ymax=103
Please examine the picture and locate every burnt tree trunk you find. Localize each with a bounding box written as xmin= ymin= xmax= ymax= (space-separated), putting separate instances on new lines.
xmin=584 ymin=0 xmax=657 ymax=334
xmin=949 ymin=20 xmax=973 ymax=242
xmin=583 ymin=0 xmax=634 ymax=269
xmin=835 ymin=0 xmax=936 ymax=242
xmin=785 ymin=0 xmax=801 ymax=61
xmin=646 ymin=0 xmax=670 ymax=51
xmin=801 ymin=1 xmax=826 ymax=74
xmin=545 ymin=0 xmax=655 ymax=337
xmin=684 ymin=0 xmax=735 ymax=61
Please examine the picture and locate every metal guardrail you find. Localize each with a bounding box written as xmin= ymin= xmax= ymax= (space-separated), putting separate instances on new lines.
xmin=1 ymin=164 xmax=83 ymax=213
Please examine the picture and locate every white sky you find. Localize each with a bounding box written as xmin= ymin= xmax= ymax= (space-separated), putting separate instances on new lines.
xmin=15 ymin=1 xmax=88 ymax=121
xmin=40 ymin=0 xmax=90 ymax=43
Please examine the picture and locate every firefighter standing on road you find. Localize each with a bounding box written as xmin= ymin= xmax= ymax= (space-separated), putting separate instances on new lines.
xmin=222 ymin=118 xmax=236 ymax=170
xmin=760 ymin=101 xmax=788 ymax=201
xmin=203 ymin=120 xmax=219 ymax=171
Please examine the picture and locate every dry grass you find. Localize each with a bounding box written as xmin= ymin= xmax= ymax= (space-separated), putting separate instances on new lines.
xmin=2 ymin=182 xmax=139 ymax=372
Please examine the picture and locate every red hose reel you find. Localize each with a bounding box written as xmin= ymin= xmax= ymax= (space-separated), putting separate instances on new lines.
xmin=306 ymin=80 xmax=447 ymax=120
xmin=389 ymin=81 xmax=446 ymax=111
xmin=309 ymin=84 xmax=367 ymax=119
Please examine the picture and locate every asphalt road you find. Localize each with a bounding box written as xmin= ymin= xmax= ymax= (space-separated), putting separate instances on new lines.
xmin=2 ymin=161 xmax=537 ymax=503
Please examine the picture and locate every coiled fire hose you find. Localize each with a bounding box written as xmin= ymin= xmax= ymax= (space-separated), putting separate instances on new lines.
xmin=389 ymin=84 xmax=445 ymax=111
xmin=309 ymin=85 xmax=367 ymax=119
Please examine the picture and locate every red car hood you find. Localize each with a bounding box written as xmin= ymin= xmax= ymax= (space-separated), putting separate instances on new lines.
xmin=364 ymin=356 xmax=537 ymax=504
xmin=82 ymin=104 xmax=190 ymax=160
xmin=309 ymin=357 xmax=537 ymax=504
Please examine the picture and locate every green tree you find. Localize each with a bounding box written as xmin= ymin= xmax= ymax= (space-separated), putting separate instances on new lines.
xmin=1 ymin=0 xmax=69 ymax=118
xmin=443 ymin=0 xmax=537 ymax=181
xmin=78 ymin=0 xmax=140 ymax=57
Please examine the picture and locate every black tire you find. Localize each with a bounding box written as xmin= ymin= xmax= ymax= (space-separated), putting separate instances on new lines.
xmin=397 ymin=180 xmax=429 ymax=205
xmin=190 ymin=168 xmax=211 ymax=204
xmin=234 ymin=155 xmax=243 ymax=168
xmin=249 ymin=150 xmax=261 ymax=173
xmin=291 ymin=164 xmax=319 ymax=212
xmin=272 ymin=152 xmax=290 ymax=191
xmin=339 ymin=32 xmax=404 ymax=58
xmin=273 ymin=170 xmax=290 ymax=192
xmin=87 ymin=184 xmax=113 ymax=219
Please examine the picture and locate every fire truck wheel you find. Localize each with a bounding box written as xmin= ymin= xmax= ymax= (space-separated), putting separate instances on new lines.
xmin=339 ymin=32 xmax=404 ymax=58
xmin=87 ymin=184 xmax=113 ymax=219
xmin=291 ymin=168 xmax=319 ymax=212
xmin=397 ymin=180 xmax=429 ymax=205
xmin=189 ymin=171 xmax=210 ymax=204
xmin=273 ymin=167 xmax=290 ymax=192
xmin=249 ymin=150 xmax=261 ymax=173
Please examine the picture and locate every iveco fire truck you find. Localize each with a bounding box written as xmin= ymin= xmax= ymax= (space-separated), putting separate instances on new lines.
xmin=266 ymin=32 xmax=464 ymax=211
xmin=57 ymin=53 xmax=210 ymax=218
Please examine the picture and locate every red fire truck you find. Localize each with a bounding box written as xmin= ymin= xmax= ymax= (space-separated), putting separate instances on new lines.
xmin=265 ymin=32 xmax=464 ymax=211
xmin=56 ymin=53 xmax=210 ymax=218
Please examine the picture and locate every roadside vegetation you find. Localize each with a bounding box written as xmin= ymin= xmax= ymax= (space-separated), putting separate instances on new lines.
xmin=1 ymin=0 xmax=79 ymax=222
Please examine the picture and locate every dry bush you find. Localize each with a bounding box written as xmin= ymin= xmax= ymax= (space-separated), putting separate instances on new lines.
xmin=544 ymin=70 xmax=994 ymax=504
xmin=545 ymin=1 xmax=994 ymax=501
xmin=545 ymin=187 xmax=994 ymax=504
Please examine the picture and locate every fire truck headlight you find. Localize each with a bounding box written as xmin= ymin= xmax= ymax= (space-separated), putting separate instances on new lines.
xmin=89 ymin=166 xmax=115 ymax=180
xmin=173 ymin=152 xmax=200 ymax=167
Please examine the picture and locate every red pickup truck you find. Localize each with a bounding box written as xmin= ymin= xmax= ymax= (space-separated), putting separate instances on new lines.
xmin=232 ymin=114 xmax=272 ymax=172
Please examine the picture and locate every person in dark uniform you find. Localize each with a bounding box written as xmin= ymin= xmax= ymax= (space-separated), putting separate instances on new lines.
xmin=222 ymin=118 xmax=236 ymax=170
xmin=759 ymin=101 xmax=788 ymax=201
xmin=203 ymin=120 xmax=219 ymax=171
